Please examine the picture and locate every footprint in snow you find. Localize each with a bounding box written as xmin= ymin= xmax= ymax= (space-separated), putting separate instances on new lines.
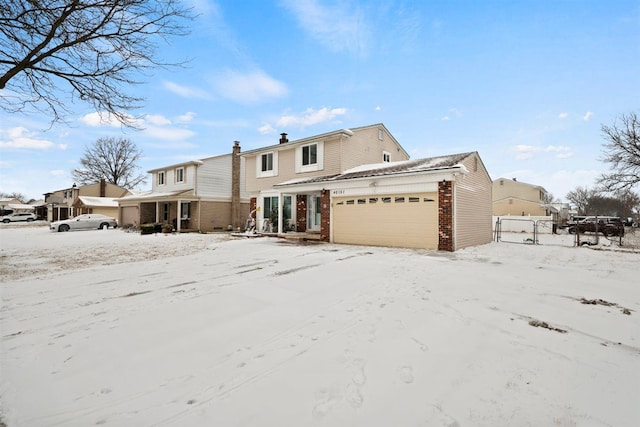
xmin=398 ymin=366 xmax=414 ymax=384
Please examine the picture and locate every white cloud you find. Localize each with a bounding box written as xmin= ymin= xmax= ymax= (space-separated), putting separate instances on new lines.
xmin=375 ymin=106 xmax=381 ymax=111
xmin=440 ymin=116 xmax=450 ymax=121
xmin=213 ymin=70 xmax=288 ymax=104
xmin=511 ymin=144 xmax=573 ymax=160
xmin=583 ymin=111 xmax=593 ymax=121
xmin=163 ymin=81 xmax=210 ymax=99
xmin=0 ymin=127 xmax=60 ymax=150
xmin=144 ymin=114 xmax=172 ymax=126
xmin=280 ymin=0 xmax=370 ymax=57
xmin=558 ymin=112 xmax=569 ymax=119
xmin=276 ymin=107 xmax=347 ymax=128
xmin=79 ymin=112 xmax=135 ymax=127
xmin=143 ymin=126 xmax=196 ymax=141
xmin=258 ymin=124 xmax=277 ymax=135
xmin=176 ymin=112 xmax=196 ymax=123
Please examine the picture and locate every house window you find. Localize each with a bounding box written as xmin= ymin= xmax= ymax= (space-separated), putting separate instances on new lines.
xmin=302 ymin=144 xmax=317 ymax=166
xmin=158 ymin=171 xmax=165 ymax=186
xmin=257 ymin=151 xmax=278 ymax=177
xmin=378 ymin=129 xmax=383 ymax=141
xmin=263 ymin=196 xmax=278 ymax=219
xmin=175 ymin=167 xmax=185 ymax=183
xmin=163 ymin=203 xmax=169 ymax=221
xmin=383 ymin=151 xmax=391 ymax=162
xmin=180 ymin=201 xmax=190 ymax=219
xmin=261 ymin=153 xmax=273 ymax=172
xmin=296 ymin=141 xmax=323 ymax=173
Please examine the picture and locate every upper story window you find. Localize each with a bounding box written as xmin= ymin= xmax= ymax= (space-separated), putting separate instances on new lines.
xmin=302 ymin=144 xmax=317 ymax=166
xmin=175 ymin=167 xmax=185 ymax=183
xmin=157 ymin=171 xmax=166 ymax=186
xmin=378 ymin=129 xmax=384 ymax=141
xmin=257 ymin=151 xmax=278 ymax=178
xmin=262 ymin=152 xmax=273 ymax=172
xmin=296 ymin=141 xmax=323 ymax=173
xmin=383 ymin=151 xmax=391 ymax=162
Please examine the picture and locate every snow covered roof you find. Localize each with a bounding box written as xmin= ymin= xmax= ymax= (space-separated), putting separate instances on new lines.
xmin=76 ymin=197 xmax=119 ymax=208
xmin=275 ymin=152 xmax=473 ymax=187
xmin=7 ymin=204 xmax=35 ymax=210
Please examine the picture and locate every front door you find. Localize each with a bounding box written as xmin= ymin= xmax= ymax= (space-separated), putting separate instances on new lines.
xmin=307 ymin=195 xmax=321 ymax=231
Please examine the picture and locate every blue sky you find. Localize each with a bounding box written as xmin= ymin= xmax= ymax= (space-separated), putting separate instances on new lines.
xmin=1 ymin=0 xmax=639 ymax=201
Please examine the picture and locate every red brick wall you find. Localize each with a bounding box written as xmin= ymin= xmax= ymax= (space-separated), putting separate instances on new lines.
xmin=296 ymin=195 xmax=306 ymax=232
xmin=438 ymin=180 xmax=454 ymax=251
xmin=250 ymin=197 xmax=256 ymax=219
xmin=320 ymin=190 xmax=330 ymax=242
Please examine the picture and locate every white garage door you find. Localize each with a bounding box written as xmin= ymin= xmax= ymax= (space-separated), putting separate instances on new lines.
xmin=332 ymin=193 xmax=439 ymax=249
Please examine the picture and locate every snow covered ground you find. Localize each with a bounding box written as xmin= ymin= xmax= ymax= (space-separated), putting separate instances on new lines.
xmin=1 ymin=225 xmax=639 ymax=426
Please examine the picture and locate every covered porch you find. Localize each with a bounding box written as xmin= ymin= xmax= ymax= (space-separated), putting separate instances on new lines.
xmin=253 ymin=185 xmax=329 ymax=242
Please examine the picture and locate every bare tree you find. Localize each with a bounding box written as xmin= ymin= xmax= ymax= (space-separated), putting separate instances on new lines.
xmin=0 ymin=0 xmax=192 ymax=127
xmin=0 ymin=191 xmax=27 ymax=203
xmin=566 ymin=186 xmax=595 ymax=215
xmin=598 ymin=112 xmax=640 ymax=192
xmin=72 ymin=137 xmax=146 ymax=188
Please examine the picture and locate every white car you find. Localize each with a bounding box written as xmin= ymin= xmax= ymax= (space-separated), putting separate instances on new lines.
xmin=50 ymin=214 xmax=118 ymax=232
xmin=1 ymin=212 xmax=37 ymax=223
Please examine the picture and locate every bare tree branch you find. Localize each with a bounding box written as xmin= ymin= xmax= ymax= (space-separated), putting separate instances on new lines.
xmin=598 ymin=112 xmax=640 ymax=192
xmin=0 ymin=0 xmax=193 ymax=127
xmin=72 ymin=137 xmax=146 ymax=188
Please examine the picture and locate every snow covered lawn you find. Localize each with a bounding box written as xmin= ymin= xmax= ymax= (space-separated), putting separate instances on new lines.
xmin=1 ymin=227 xmax=639 ymax=426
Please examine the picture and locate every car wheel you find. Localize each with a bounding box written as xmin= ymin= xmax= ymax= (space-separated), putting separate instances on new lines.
xmin=99 ymin=222 xmax=109 ymax=229
xmin=568 ymin=227 xmax=575 ymax=234
xmin=27 ymin=218 xmax=34 ymax=222
xmin=2 ymin=219 xmax=9 ymax=223
xmin=59 ymin=224 xmax=70 ymax=232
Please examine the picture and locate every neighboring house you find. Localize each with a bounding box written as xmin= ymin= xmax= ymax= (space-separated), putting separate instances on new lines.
xmin=0 ymin=198 xmax=32 ymax=216
xmin=116 ymin=142 xmax=249 ymax=232
xmin=492 ymin=178 xmax=549 ymax=216
xmin=44 ymin=179 xmax=131 ymax=221
xmin=242 ymin=124 xmax=493 ymax=251
xmin=29 ymin=199 xmax=47 ymax=220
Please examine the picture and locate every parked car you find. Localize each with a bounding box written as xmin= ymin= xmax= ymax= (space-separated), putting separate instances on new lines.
xmin=1 ymin=212 xmax=37 ymax=223
xmin=50 ymin=214 xmax=118 ymax=232
xmin=567 ymin=216 xmax=625 ymax=237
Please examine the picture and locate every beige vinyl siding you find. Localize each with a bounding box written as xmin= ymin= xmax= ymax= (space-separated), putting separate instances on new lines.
xmin=492 ymin=179 xmax=544 ymax=205
xmin=493 ymin=198 xmax=546 ymax=216
xmin=340 ymin=126 xmax=409 ymax=170
xmin=333 ymin=193 xmax=438 ymax=249
xmin=87 ymin=207 xmax=118 ymax=218
xmin=246 ymin=137 xmax=344 ymax=193
xmin=454 ymin=153 xmax=493 ymax=250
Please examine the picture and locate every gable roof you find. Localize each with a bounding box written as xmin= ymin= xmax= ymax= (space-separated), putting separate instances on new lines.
xmin=275 ymin=152 xmax=473 ymax=187
xmin=241 ymin=123 xmax=408 ymax=158
xmin=493 ymin=178 xmax=547 ymax=193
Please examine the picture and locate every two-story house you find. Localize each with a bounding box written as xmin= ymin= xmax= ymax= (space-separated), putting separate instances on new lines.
xmin=44 ymin=179 xmax=131 ymax=222
xmin=492 ymin=178 xmax=549 ymax=216
xmin=117 ymin=142 xmax=249 ymax=232
xmin=242 ymin=123 xmax=493 ymax=251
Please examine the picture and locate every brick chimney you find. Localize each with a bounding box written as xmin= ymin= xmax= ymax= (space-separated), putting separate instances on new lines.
xmin=279 ymin=133 xmax=288 ymax=144
xmin=100 ymin=178 xmax=106 ymax=197
xmin=231 ymin=141 xmax=241 ymax=229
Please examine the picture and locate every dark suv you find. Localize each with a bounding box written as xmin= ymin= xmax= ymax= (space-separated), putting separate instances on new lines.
xmin=567 ymin=216 xmax=625 ymax=237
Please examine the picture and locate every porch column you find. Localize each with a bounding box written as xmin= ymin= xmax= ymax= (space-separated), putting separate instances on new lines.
xmin=155 ymin=202 xmax=159 ymax=223
xmin=177 ymin=200 xmax=182 ymax=232
xmin=277 ymin=191 xmax=283 ymax=234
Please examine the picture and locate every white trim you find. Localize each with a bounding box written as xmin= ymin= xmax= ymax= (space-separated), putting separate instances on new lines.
xmin=295 ymin=141 xmax=324 ymax=173
xmin=257 ymin=151 xmax=278 ymax=178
